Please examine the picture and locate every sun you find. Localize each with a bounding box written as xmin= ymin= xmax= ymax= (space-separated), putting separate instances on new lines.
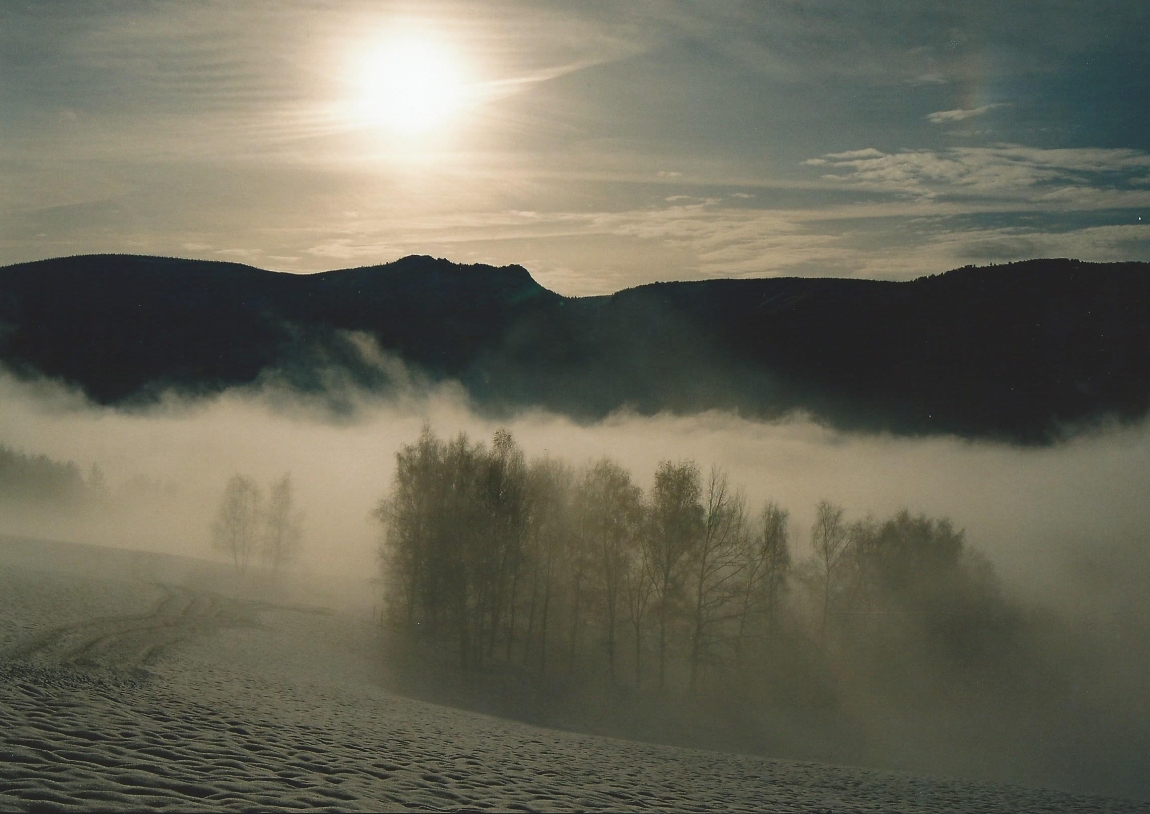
xmin=356 ymin=37 xmax=469 ymax=136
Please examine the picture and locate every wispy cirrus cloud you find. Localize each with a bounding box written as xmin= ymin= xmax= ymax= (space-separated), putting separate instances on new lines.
xmin=926 ymin=103 xmax=1009 ymax=124
xmin=805 ymin=144 xmax=1150 ymax=205
xmin=3 ymin=1 xmax=1149 ymax=292
xmin=297 ymin=195 xmax=860 ymax=289
xmin=294 ymin=197 xmax=1150 ymax=295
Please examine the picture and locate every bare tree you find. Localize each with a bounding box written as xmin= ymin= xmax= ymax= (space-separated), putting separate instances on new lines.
xmin=811 ymin=500 xmax=848 ymax=640
xmin=647 ymin=459 xmax=703 ymax=691
xmin=262 ymin=473 xmax=303 ymax=575
xmin=734 ymin=502 xmax=791 ymax=663
xmin=373 ymin=425 xmax=443 ymax=628
xmin=566 ymin=498 xmax=594 ymax=674
xmin=579 ymin=458 xmax=644 ymax=684
xmin=482 ymin=429 xmax=528 ymax=663
xmin=688 ymin=467 xmax=748 ymax=691
xmin=440 ymin=432 xmax=487 ymax=668
xmin=212 ymin=474 xmax=263 ymax=574
xmin=622 ymin=541 xmax=655 ymax=690
xmin=522 ymin=457 xmax=575 ymax=673
xmin=839 ymin=517 xmax=879 ymax=641
xmin=758 ymin=502 xmax=791 ymax=639
xmin=374 ymin=427 xmax=487 ymax=667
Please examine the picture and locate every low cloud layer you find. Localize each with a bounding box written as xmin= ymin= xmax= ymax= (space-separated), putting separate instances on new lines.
xmin=3 ymin=368 xmax=1148 ymax=624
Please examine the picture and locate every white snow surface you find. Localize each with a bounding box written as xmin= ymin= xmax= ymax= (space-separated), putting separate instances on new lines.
xmin=1 ymin=537 xmax=1145 ymax=813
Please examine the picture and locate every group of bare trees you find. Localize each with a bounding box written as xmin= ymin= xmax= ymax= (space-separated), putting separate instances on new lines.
xmin=800 ymin=505 xmax=1006 ymax=663
xmin=211 ymin=473 xmax=303 ymax=575
xmin=369 ymin=427 xmax=1139 ymax=789
xmin=376 ymin=427 xmax=1012 ymax=698
xmin=375 ymin=427 xmax=794 ymax=691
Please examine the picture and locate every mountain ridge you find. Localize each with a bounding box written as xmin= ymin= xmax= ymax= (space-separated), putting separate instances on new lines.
xmin=2 ymin=253 xmax=1149 ymax=443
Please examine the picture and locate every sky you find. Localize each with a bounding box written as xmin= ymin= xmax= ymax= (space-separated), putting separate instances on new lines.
xmin=2 ymin=0 xmax=1149 ymax=295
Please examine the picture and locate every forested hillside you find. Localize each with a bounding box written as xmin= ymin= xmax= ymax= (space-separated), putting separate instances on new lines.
xmin=3 ymin=254 xmax=1149 ymax=442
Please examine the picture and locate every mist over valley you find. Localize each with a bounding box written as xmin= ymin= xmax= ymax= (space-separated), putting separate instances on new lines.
xmin=6 ymin=0 xmax=1150 ymax=806
xmin=4 ymin=281 xmax=1150 ymax=804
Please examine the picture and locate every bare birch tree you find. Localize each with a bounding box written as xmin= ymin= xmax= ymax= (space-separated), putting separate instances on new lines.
xmin=687 ymin=467 xmax=748 ymax=691
xmin=622 ymin=540 xmax=655 ymax=690
xmin=482 ymin=429 xmax=528 ymax=663
xmin=522 ymin=457 xmax=575 ymax=673
xmin=212 ymin=474 xmax=262 ymax=574
xmin=262 ymin=473 xmax=303 ymax=574
xmin=811 ymin=500 xmax=848 ymax=640
xmin=647 ymin=459 xmax=703 ymax=691
xmin=373 ymin=425 xmax=443 ymax=628
xmin=579 ymin=458 xmax=644 ymax=684
xmin=734 ymin=502 xmax=791 ymax=663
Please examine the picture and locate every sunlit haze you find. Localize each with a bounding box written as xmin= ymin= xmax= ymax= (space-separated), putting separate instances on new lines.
xmin=4 ymin=6 xmax=1150 ymax=807
xmin=354 ymin=36 xmax=471 ymax=136
xmin=3 ymin=2 xmax=1147 ymax=293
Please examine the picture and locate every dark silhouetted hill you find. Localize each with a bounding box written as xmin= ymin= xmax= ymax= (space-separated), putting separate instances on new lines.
xmin=2 ymin=254 xmax=1149 ymax=442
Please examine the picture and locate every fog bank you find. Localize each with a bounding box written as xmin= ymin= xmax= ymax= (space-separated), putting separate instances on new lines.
xmin=2 ymin=369 xmax=1148 ymax=621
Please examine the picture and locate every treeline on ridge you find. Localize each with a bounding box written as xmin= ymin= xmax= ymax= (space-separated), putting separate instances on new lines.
xmin=374 ymin=427 xmax=1014 ymax=699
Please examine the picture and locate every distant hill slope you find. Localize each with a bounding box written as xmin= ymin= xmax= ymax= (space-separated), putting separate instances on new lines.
xmin=2 ymin=253 xmax=1149 ymax=442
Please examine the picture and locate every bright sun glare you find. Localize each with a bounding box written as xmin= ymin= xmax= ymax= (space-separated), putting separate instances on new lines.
xmin=357 ymin=37 xmax=469 ymax=136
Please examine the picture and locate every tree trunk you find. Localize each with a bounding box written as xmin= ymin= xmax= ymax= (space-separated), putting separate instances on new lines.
xmin=569 ymin=572 xmax=583 ymax=674
xmin=689 ymin=566 xmax=706 ymax=692
xmin=505 ymin=564 xmax=521 ymax=663
xmin=633 ymin=616 xmax=643 ymax=691
xmin=821 ymin=567 xmax=831 ymax=644
xmin=658 ymin=596 xmax=668 ymax=692
xmin=523 ymin=556 xmax=540 ymax=668
xmin=606 ymin=597 xmax=617 ymax=683
xmin=540 ymin=548 xmax=553 ymax=675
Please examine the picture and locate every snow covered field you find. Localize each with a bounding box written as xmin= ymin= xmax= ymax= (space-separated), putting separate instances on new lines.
xmin=1 ymin=536 xmax=1145 ymax=813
